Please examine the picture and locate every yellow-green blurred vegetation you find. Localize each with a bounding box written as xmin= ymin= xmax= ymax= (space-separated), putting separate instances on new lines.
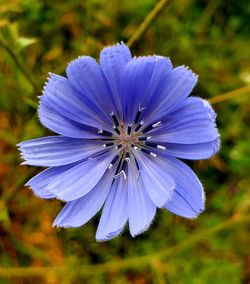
xmin=0 ymin=0 xmax=250 ymax=283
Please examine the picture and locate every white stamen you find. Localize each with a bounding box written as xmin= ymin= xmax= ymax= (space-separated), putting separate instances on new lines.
xmin=152 ymin=121 xmax=162 ymax=128
xmin=125 ymin=157 xmax=131 ymax=164
xmin=98 ymin=129 xmax=103 ymax=134
xmin=157 ymin=145 xmax=166 ymax=150
xmin=150 ymin=152 xmax=157 ymax=158
xmin=115 ymin=144 xmax=122 ymax=149
xmin=108 ymin=164 xmax=113 ymax=171
xmin=122 ymin=170 xmax=127 ymax=180
xmin=114 ymin=170 xmax=127 ymax=180
xmin=138 ymin=106 xmax=146 ymax=112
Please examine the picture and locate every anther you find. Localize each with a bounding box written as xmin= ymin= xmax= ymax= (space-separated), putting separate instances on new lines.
xmin=121 ymin=159 xmax=128 ymax=172
xmin=114 ymin=155 xmax=123 ymax=176
xmin=113 ymin=126 xmax=121 ymax=135
xmin=157 ymin=145 xmax=166 ymax=150
xmin=102 ymin=142 xmax=114 ymax=148
xmin=125 ymin=152 xmax=130 ymax=163
xmin=141 ymin=148 xmax=157 ymax=158
xmin=145 ymin=142 xmax=166 ymax=150
xmin=115 ymin=144 xmax=122 ymax=149
xmin=145 ymin=141 xmax=155 ymax=147
xmin=114 ymin=159 xmax=128 ymax=180
xmin=114 ymin=170 xmax=127 ymax=180
xmin=98 ymin=129 xmax=113 ymax=137
xmin=142 ymin=121 xmax=162 ymax=134
xmin=134 ymin=120 xmax=144 ymax=132
xmin=127 ymin=123 xmax=132 ymax=135
xmin=110 ymin=111 xmax=119 ymax=127
xmin=152 ymin=121 xmax=162 ymax=128
xmin=131 ymin=144 xmax=140 ymax=151
xmin=108 ymin=155 xmax=119 ymax=171
xmin=134 ymin=106 xmax=146 ymax=124
xmin=150 ymin=152 xmax=157 ymax=158
xmin=138 ymin=136 xmax=151 ymax=141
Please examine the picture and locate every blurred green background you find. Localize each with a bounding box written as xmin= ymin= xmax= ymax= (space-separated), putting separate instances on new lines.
xmin=0 ymin=0 xmax=250 ymax=283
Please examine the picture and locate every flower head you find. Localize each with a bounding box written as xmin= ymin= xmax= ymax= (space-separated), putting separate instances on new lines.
xmin=18 ymin=43 xmax=219 ymax=241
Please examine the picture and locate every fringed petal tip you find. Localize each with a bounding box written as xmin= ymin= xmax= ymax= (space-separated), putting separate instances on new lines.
xmin=166 ymin=199 xmax=205 ymax=220
xmin=165 ymin=191 xmax=205 ymax=220
xmin=52 ymin=220 xmax=70 ymax=229
xmin=172 ymin=207 xmax=205 ymax=220
xmin=130 ymin=219 xmax=154 ymax=238
xmin=42 ymin=72 xmax=65 ymax=97
xmin=96 ymin=226 xmax=125 ymax=242
xmin=17 ymin=145 xmax=27 ymax=164
xmin=210 ymin=136 xmax=221 ymax=158
xmin=192 ymin=136 xmax=220 ymax=161
xmin=103 ymin=41 xmax=123 ymax=48
xmin=129 ymin=55 xmax=173 ymax=67
xmin=100 ymin=41 xmax=129 ymax=52
xmin=180 ymin=65 xmax=199 ymax=80
xmin=201 ymin=98 xmax=221 ymax=156
xmin=52 ymin=220 xmax=76 ymax=229
xmin=185 ymin=194 xmax=206 ymax=220
xmin=16 ymin=142 xmax=22 ymax=148
xmin=201 ymin=99 xmax=217 ymax=122
xmin=25 ymin=184 xmax=54 ymax=200
xmin=66 ymin=55 xmax=96 ymax=72
xmin=200 ymin=99 xmax=220 ymax=153
xmin=23 ymin=176 xmax=54 ymax=199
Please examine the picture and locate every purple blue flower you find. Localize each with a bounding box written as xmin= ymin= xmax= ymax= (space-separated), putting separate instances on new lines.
xmin=18 ymin=43 xmax=219 ymax=241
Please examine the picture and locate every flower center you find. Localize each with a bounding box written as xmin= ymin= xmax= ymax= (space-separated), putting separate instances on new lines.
xmin=117 ymin=131 xmax=137 ymax=146
xmin=97 ymin=107 xmax=166 ymax=181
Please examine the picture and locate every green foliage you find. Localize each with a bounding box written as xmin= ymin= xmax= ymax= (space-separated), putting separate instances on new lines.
xmin=0 ymin=0 xmax=249 ymax=283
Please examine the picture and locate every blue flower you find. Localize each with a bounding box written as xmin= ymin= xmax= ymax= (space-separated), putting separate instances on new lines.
xmin=18 ymin=43 xmax=219 ymax=241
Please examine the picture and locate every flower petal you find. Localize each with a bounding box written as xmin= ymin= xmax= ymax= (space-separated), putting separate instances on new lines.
xmin=134 ymin=152 xmax=175 ymax=208
xmin=40 ymin=73 xmax=110 ymax=131
xmin=120 ymin=56 xmax=173 ymax=123
xmin=100 ymin=43 xmax=132 ymax=117
xmin=150 ymin=98 xmax=219 ymax=144
xmin=53 ymin=171 xmax=113 ymax=228
xmin=66 ymin=56 xmax=113 ymax=124
xmin=25 ymin=164 xmax=77 ymax=199
xmin=146 ymin=66 xmax=198 ymax=122
xmin=38 ymin=99 xmax=99 ymax=138
xmin=96 ymin=177 xmax=128 ymax=242
xmin=164 ymin=156 xmax=205 ymax=218
xmin=18 ymin=136 xmax=103 ymax=166
xmin=47 ymin=150 xmax=117 ymax=201
xmin=128 ymin=160 xmax=156 ymax=237
xmin=155 ymin=138 xmax=220 ymax=160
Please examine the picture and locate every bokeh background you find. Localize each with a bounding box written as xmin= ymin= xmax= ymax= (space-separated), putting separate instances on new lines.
xmin=0 ymin=0 xmax=250 ymax=283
